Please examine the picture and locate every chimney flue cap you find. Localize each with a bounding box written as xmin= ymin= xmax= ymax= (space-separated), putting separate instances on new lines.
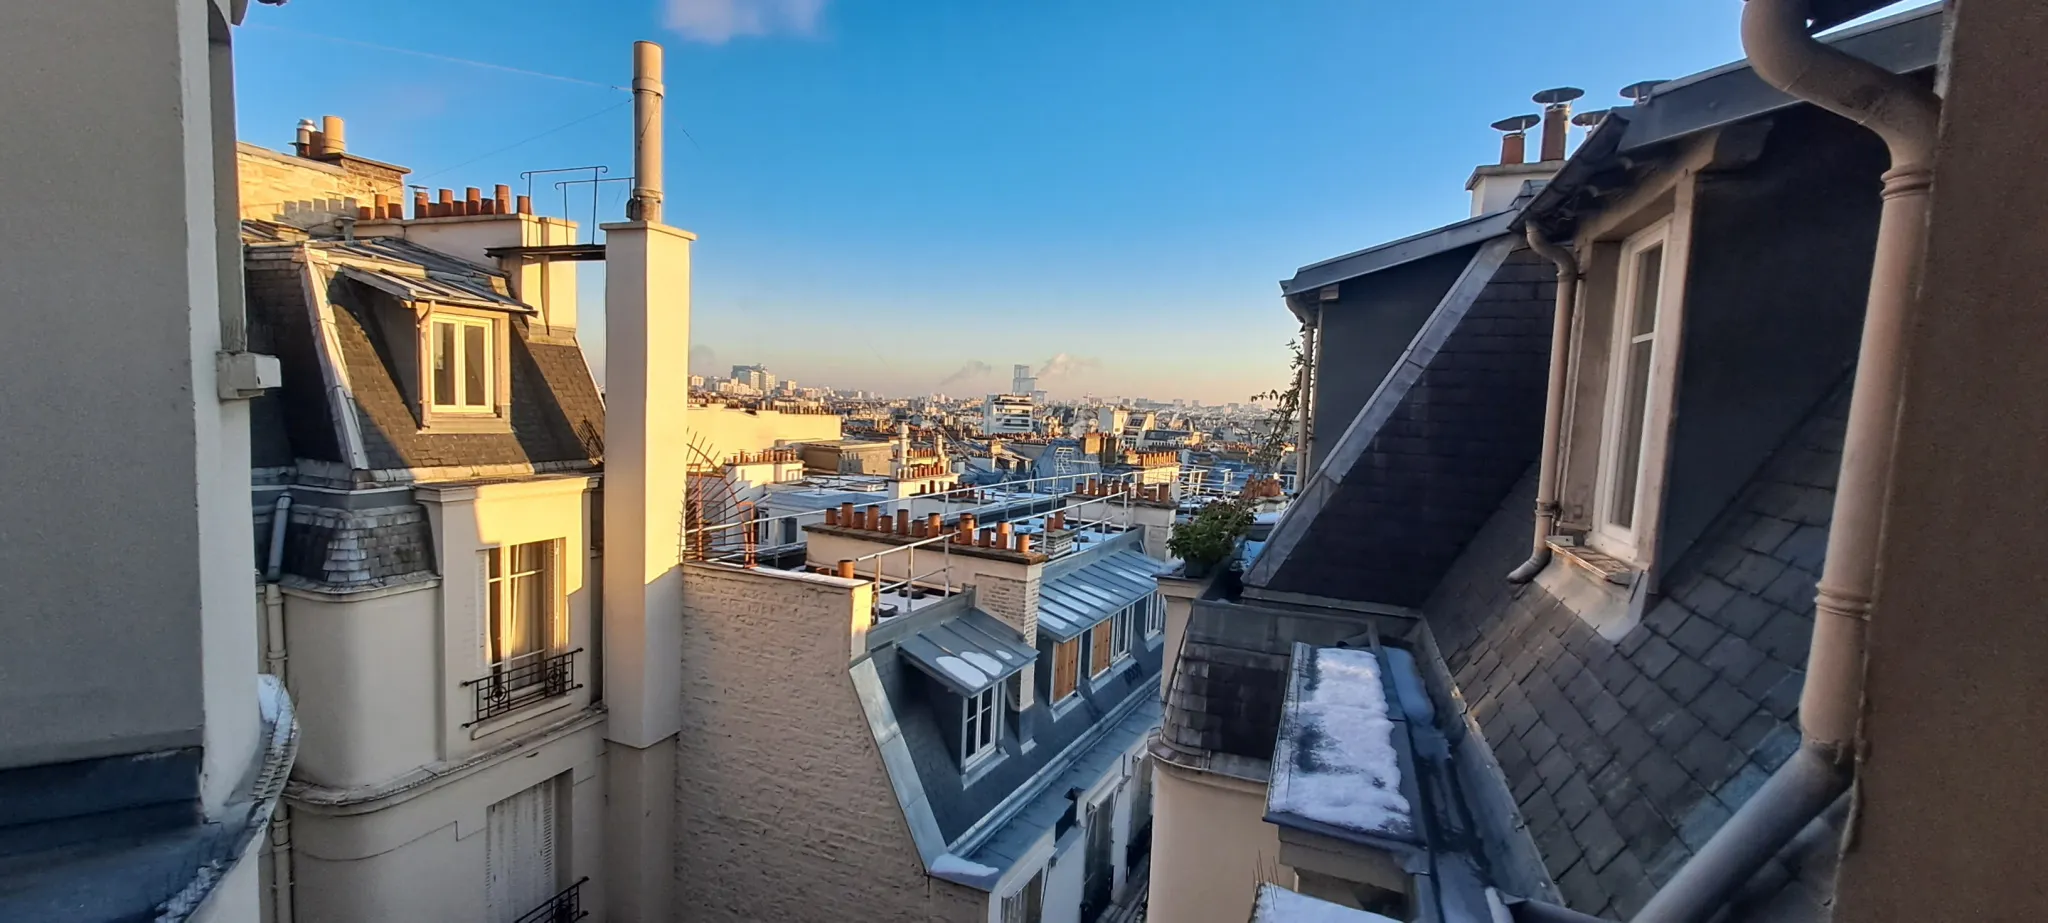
xmin=1620 ymin=80 xmax=1667 ymax=105
xmin=1491 ymin=114 xmax=1541 ymax=135
xmin=1572 ymin=110 xmax=1611 ymax=130
xmin=1533 ymin=87 xmax=1585 ymax=109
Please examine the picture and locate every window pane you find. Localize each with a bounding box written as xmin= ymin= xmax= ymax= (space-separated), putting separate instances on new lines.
xmin=463 ymin=322 xmax=490 ymax=407
xmin=486 ymin=549 xmax=504 ymax=662
xmin=1631 ymin=245 xmax=1664 ymax=336
xmin=432 ymin=321 xmax=457 ymax=406
xmin=1611 ymin=337 xmax=1656 ymax=529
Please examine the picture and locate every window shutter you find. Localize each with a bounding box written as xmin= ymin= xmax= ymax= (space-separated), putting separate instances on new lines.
xmin=485 ymin=778 xmax=559 ymax=922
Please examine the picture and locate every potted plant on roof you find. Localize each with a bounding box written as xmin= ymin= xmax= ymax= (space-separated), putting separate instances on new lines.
xmin=1169 ymin=501 xmax=1253 ymax=579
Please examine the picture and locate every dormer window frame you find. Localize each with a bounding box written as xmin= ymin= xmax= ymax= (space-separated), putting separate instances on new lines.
xmin=1590 ymin=217 xmax=1680 ymax=565
xmin=417 ymin=303 xmax=514 ymax=434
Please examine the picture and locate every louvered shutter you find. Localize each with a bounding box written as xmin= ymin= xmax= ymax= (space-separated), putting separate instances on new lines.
xmin=485 ymin=779 xmax=559 ymax=922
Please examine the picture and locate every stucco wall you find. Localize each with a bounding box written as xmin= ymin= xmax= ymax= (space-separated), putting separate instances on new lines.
xmin=285 ymin=584 xmax=442 ymax=788
xmin=1148 ymin=764 xmax=1281 ymax=923
xmin=675 ymin=564 xmax=986 ymax=922
xmin=288 ymin=719 xmax=607 ymax=923
xmin=688 ymin=406 xmax=842 ymax=461
xmin=0 ymin=0 xmax=244 ymax=770
xmin=1833 ymin=4 xmax=2048 ymax=919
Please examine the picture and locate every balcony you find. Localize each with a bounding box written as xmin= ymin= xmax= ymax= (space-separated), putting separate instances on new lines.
xmin=462 ymin=649 xmax=583 ymax=727
xmin=513 ymin=877 xmax=590 ymax=923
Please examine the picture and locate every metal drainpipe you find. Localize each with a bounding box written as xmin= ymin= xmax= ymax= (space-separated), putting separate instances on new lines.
xmin=1631 ymin=1 xmax=1940 ymax=920
xmin=262 ymin=493 xmax=296 ymax=923
xmin=1508 ymin=226 xmax=1581 ymax=584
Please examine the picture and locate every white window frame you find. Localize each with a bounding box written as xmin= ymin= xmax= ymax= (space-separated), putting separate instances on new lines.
xmin=429 ymin=313 xmax=497 ymax=414
xmin=1592 ymin=219 xmax=1676 ymax=564
xmin=963 ymin=685 xmax=1002 ymax=767
xmin=1110 ymin=604 xmax=1134 ymax=663
xmin=1143 ymin=592 xmax=1164 ymax=638
xmin=485 ymin=540 xmax=562 ymax=683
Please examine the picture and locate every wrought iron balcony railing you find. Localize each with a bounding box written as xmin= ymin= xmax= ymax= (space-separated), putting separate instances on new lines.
xmin=462 ymin=648 xmax=583 ymax=727
xmin=512 ymin=877 xmax=590 ymax=923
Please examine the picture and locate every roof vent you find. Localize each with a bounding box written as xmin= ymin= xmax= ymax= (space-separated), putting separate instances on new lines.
xmin=1533 ymin=87 xmax=1585 ymax=162
xmin=1491 ymin=114 xmax=1542 ymax=165
xmin=1620 ymin=80 xmax=1667 ymax=105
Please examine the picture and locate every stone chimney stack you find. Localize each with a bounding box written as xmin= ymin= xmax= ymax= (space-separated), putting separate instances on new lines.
xmin=600 ymin=38 xmax=688 ymax=922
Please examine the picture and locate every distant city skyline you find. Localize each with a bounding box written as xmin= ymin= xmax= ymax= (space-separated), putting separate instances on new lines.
xmin=233 ymin=0 xmax=1918 ymax=404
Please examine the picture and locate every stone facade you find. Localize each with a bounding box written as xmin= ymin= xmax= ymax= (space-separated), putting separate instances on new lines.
xmin=237 ymin=142 xmax=404 ymax=231
xmin=676 ymin=564 xmax=986 ymax=922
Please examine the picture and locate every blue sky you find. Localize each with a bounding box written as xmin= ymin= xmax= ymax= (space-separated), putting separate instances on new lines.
xmin=233 ymin=0 xmax=1915 ymax=403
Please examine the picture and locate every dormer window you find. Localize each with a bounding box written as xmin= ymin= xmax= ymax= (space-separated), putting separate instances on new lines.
xmin=963 ymin=685 xmax=1001 ymax=767
xmin=430 ymin=314 xmax=496 ymax=413
xmin=1592 ymin=220 xmax=1676 ymax=562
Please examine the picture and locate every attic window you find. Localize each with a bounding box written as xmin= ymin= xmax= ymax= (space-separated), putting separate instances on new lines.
xmin=430 ymin=314 xmax=496 ymax=413
xmin=1593 ymin=220 xmax=1675 ymax=562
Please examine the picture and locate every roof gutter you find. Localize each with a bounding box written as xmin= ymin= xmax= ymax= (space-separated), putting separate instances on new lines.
xmin=1507 ymin=225 xmax=1580 ymax=584
xmin=1630 ymin=2 xmax=1941 ymax=920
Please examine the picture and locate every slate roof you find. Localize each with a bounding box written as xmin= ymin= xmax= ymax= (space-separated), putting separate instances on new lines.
xmin=859 ymin=536 xmax=1166 ymax=866
xmin=242 ymin=230 xmax=605 ymax=590
xmin=243 ymin=235 xmax=605 ymax=475
xmin=1247 ymin=243 xmax=1556 ymax=605
xmin=1424 ymin=378 xmax=1851 ymax=919
xmin=1037 ymin=550 xmax=1165 ymax=641
xmin=899 ymin=609 xmax=1038 ymax=697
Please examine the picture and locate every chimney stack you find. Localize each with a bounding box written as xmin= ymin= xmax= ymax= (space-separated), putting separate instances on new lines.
xmin=1533 ymin=87 xmax=1585 ymax=162
xmin=294 ymin=119 xmax=316 ymax=157
xmin=494 ymin=184 xmax=513 ymax=215
xmin=321 ymin=115 xmax=346 ymax=155
xmin=628 ymin=41 xmax=665 ymax=223
xmin=1491 ymin=114 xmax=1541 ymax=166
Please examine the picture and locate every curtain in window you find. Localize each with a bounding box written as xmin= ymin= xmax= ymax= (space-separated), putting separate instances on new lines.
xmin=489 ymin=542 xmax=554 ymax=668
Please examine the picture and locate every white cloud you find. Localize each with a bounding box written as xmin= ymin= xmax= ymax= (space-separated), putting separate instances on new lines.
xmin=665 ymin=0 xmax=830 ymax=44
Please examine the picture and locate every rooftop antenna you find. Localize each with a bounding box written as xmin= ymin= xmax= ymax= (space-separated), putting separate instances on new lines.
xmin=1490 ymin=114 xmax=1542 ymax=165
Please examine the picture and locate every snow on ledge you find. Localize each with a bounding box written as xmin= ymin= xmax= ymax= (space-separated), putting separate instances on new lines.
xmin=1267 ymin=644 xmax=1414 ymax=840
xmin=927 ymin=853 xmax=1002 ymax=890
xmin=1252 ymin=883 xmax=1403 ymax=923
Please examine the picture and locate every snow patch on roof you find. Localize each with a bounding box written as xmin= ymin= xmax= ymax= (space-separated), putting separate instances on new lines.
xmin=961 ymin=651 xmax=1004 ymax=676
xmin=935 ymin=655 xmax=987 ymax=689
xmin=1269 ymin=646 xmax=1413 ymax=839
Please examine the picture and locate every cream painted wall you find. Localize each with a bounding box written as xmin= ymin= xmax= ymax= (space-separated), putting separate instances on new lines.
xmin=686 ymin=406 xmax=841 ymax=460
xmin=1149 ymin=765 xmax=1282 ymax=923
xmin=805 ymin=528 xmax=1039 ymax=593
xmin=416 ymin=476 xmax=599 ymax=765
xmin=284 ymin=584 xmax=441 ymax=789
xmin=289 ymin=720 xmax=606 ymax=923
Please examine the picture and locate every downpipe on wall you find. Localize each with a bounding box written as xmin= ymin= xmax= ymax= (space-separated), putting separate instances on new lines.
xmin=1629 ymin=1 xmax=1941 ymax=921
xmin=1507 ymin=225 xmax=1581 ymax=584
xmin=262 ymin=493 xmax=296 ymax=923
